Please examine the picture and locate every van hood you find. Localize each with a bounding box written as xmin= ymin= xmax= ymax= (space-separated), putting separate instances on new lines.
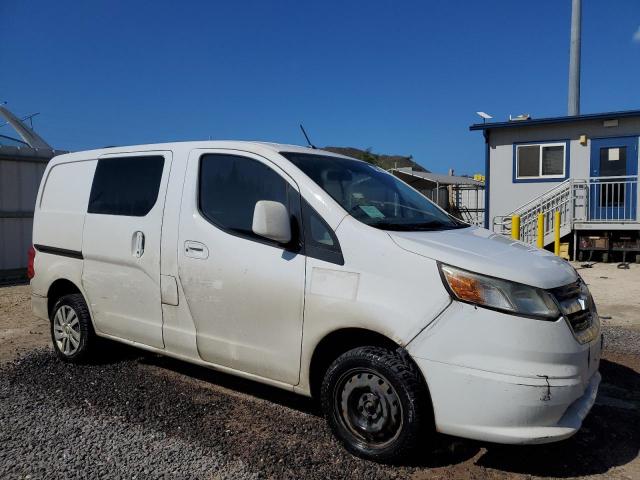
xmin=388 ymin=226 xmax=577 ymax=290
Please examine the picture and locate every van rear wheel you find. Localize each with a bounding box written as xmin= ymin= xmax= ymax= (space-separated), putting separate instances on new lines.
xmin=50 ymin=293 xmax=94 ymax=362
xmin=320 ymin=346 xmax=430 ymax=463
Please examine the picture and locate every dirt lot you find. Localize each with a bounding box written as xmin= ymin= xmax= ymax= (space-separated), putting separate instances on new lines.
xmin=1 ymin=263 xmax=639 ymax=479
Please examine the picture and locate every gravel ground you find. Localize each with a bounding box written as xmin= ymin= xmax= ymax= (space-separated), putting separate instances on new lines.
xmin=1 ymin=265 xmax=639 ymax=479
xmin=602 ymin=325 xmax=640 ymax=356
xmin=1 ymin=343 xmax=638 ymax=480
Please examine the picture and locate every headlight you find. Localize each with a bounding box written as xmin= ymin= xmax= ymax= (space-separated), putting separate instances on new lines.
xmin=439 ymin=263 xmax=560 ymax=320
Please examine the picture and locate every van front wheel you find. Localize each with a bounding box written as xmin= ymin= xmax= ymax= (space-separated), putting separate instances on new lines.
xmin=320 ymin=346 xmax=430 ymax=463
xmin=50 ymin=294 xmax=94 ymax=362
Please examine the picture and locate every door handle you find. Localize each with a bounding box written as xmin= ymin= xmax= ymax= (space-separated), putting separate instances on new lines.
xmin=133 ymin=231 xmax=145 ymax=258
xmin=184 ymin=240 xmax=209 ymax=259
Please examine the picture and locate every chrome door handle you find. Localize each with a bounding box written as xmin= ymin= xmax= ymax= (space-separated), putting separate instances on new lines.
xmin=133 ymin=231 xmax=145 ymax=258
xmin=184 ymin=240 xmax=209 ymax=259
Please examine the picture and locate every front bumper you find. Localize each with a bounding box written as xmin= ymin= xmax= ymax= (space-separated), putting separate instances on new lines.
xmin=407 ymin=301 xmax=601 ymax=444
xmin=412 ymin=357 xmax=600 ymax=443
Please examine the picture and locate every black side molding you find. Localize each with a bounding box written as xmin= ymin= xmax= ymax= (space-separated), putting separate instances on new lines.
xmin=34 ymin=244 xmax=83 ymax=260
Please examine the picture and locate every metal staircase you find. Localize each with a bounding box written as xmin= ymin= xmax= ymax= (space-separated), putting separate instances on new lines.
xmin=493 ymin=179 xmax=589 ymax=246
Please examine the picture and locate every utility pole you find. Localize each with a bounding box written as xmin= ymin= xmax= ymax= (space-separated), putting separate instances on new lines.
xmin=568 ymin=0 xmax=582 ymax=116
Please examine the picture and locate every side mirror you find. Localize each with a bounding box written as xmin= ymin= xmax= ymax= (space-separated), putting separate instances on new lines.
xmin=252 ymin=200 xmax=291 ymax=244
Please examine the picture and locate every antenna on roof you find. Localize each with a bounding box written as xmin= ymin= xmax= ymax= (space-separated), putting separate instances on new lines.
xmin=299 ymin=124 xmax=317 ymax=149
xmin=476 ymin=111 xmax=493 ymax=124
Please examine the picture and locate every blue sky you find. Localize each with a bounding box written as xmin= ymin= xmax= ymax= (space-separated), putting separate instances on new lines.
xmin=2 ymin=1 xmax=639 ymax=175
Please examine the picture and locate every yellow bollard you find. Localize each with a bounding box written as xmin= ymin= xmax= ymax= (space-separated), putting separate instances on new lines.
xmin=511 ymin=215 xmax=520 ymax=240
xmin=537 ymin=214 xmax=544 ymax=248
xmin=554 ymin=211 xmax=561 ymax=256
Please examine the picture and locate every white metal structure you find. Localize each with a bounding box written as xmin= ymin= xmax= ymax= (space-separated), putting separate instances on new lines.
xmin=0 ymin=105 xmax=64 ymax=282
xmin=391 ymin=168 xmax=485 ymax=226
xmin=493 ymin=175 xmax=639 ymax=246
xmin=30 ymin=141 xmax=601 ymax=461
xmin=0 ymin=149 xmax=49 ymax=280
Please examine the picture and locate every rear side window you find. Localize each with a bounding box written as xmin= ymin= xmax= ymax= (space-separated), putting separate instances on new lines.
xmin=199 ymin=154 xmax=299 ymax=244
xmin=88 ymin=156 xmax=164 ymax=216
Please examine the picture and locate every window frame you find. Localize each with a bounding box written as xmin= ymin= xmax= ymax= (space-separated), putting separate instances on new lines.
xmin=197 ymin=153 xmax=302 ymax=252
xmin=513 ymin=140 xmax=570 ymax=183
xmin=87 ymin=155 xmax=165 ymax=217
xmin=300 ymin=198 xmax=344 ymax=265
xmin=195 ymin=152 xmax=344 ymax=265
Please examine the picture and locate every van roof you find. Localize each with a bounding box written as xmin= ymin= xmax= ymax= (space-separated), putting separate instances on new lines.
xmin=49 ymin=141 xmax=354 ymax=162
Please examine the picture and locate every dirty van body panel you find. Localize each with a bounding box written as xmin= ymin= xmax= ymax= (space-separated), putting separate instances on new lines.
xmin=31 ymin=157 xmax=97 ymax=315
xmin=177 ymin=149 xmax=305 ymax=385
xmin=407 ymin=301 xmax=601 ymax=444
xmin=33 ymin=159 xmax=97 ymax=255
xmin=81 ymin=151 xmax=172 ymax=349
xmin=154 ymin=146 xmax=202 ymax=359
xmin=390 ymin=226 xmax=577 ymax=289
xmin=295 ymin=215 xmax=452 ymax=395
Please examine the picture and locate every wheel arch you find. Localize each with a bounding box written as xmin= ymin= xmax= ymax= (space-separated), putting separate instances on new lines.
xmin=47 ymin=278 xmax=83 ymax=319
xmin=308 ymin=327 xmax=417 ymax=400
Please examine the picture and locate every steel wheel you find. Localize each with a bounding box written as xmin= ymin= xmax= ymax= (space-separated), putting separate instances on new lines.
xmin=53 ymin=305 xmax=82 ymax=356
xmin=334 ymin=368 xmax=403 ymax=449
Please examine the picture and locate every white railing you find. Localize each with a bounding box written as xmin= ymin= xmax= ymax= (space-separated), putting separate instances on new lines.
xmin=493 ymin=179 xmax=582 ymax=244
xmin=510 ymin=179 xmax=574 ymax=217
xmin=422 ymin=184 xmax=485 ymax=226
xmin=493 ymin=176 xmax=639 ymax=245
xmin=458 ymin=206 xmax=484 ymax=226
xmin=452 ymin=185 xmax=484 ymax=226
xmin=586 ymin=176 xmax=638 ymax=223
xmin=519 ymin=180 xmax=582 ymax=244
xmin=492 ymin=216 xmax=512 ymax=237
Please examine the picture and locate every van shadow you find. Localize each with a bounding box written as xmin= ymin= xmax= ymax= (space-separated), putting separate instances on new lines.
xmin=94 ymin=345 xmax=640 ymax=475
xmin=86 ymin=340 xmax=148 ymax=365
xmin=142 ymin=352 xmax=322 ymax=416
xmin=84 ymin=340 xmax=321 ymax=415
xmin=141 ymin=352 xmax=483 ymax=467
xmin=159 ymin=355 xmax=640 ymax=475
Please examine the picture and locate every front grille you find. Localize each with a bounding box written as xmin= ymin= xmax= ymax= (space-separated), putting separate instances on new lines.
xmin=549 ymin=279 xmax=594 ymax=334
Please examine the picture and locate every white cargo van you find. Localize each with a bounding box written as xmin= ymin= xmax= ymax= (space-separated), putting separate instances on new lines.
xmin=30 ymin=142 xmax=602 ymax=461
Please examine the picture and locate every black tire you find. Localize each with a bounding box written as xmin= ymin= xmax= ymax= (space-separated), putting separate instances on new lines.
xmin=321 ymin=346 xmax=431 ymax=463
xmin=50 ymin=293 xmax=95 ymax=363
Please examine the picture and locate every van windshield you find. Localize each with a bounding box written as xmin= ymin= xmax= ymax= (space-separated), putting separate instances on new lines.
xmin=281 ymin=152 xmax=466 ymax=231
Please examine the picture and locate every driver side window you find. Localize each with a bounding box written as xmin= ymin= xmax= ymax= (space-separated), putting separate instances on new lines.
xmin=198 ymin=153 xmax=343 ymax=263
xmin=199 ymin=154 xmax=300 ymax=247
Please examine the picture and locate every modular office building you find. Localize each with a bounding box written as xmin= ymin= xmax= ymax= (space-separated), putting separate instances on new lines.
xmin=471 ymin=110 xmax=640 ymax=260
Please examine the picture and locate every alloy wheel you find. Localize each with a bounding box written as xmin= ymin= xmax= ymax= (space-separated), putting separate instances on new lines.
xmin=53 ymin=305 xmax=81 ymax=356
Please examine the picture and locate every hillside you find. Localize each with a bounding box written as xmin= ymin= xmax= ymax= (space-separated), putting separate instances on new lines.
xmin=323 ymin=146 xmax=429 ymax=172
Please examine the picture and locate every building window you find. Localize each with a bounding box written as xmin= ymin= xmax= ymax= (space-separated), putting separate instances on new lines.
xmin=515 ymin=143 xmax=566 ymax=180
